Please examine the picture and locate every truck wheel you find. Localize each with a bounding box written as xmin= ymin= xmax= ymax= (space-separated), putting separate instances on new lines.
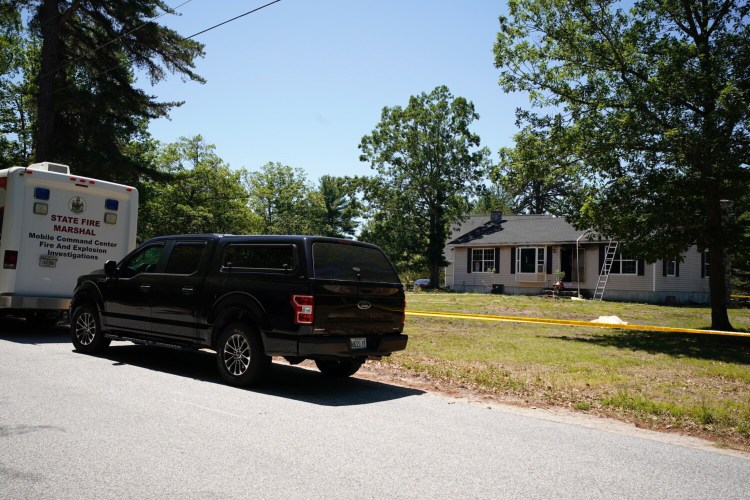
xmin=71 ymin=304 xmax=111 ymax=353
xmin=315 ymin=358 xmax=364 ymax=378
xmin=216 ymin=322 xmax=270 ymax=387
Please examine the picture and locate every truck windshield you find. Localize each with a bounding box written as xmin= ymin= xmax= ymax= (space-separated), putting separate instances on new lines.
xmin=312 ymin=242 xmax=400 ymax=284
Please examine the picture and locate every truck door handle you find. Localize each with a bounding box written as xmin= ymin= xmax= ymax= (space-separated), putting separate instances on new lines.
xmin=181 ymin=286 xmax=195 ymax=295
xmin=139 ymin=284 xmax=152 ymax=293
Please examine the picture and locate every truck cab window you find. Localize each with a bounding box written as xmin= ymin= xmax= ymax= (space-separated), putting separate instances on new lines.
xmin=164 ymin=242 xmax=206 ymax=275
xmin=121 ymin=244 xmax=164 ymax=278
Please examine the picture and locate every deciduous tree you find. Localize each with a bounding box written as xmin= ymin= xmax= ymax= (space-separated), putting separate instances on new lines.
xmin=495 ymin=0 xmax=750 ymax=329
xmin=470 ymin=183 xmax=513 ymax=216
xmin=493 ymin=120 xmax=585 ymax=215
xmin=245 ymin=162 xmax=323 ymax=235
xmin=139 ymin=136 xmax=260 ymax=238
xmin=359 ymin=86 xmax=490 ymax=288
xmin=0 ymin=5 xmax=34 ymax=167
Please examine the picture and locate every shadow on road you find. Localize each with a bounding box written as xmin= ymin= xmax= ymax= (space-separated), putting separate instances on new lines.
xmin=1 ymin=317 xmax=425 ymax=406
xmin=95 ymin=343 xmax=425 ymax=407
xmin=0 ymin=315 xmax=69 ymax=344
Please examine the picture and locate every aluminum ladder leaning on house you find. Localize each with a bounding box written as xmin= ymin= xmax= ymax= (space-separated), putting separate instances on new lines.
xmin=593 ymin=240 xmax=618 ymax=300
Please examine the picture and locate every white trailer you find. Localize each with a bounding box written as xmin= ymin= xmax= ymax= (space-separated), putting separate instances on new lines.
xmin=0 ymin=162 xmax=138 ymax=325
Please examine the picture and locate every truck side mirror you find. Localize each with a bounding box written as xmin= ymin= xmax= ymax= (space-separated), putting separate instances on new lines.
xmin=104 ymin=260 xmax=118 ymax=277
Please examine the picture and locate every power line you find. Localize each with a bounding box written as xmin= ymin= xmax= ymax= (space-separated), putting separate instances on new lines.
xmin=19 ymin=0 xmax=283 ymax=103
xmin=186 ymin=0 xmax=281 ymax=39
xmin=82 ymin=0 xmax=196 ymax=65
xmin=6 ymin=0 xmax=196 ymax=98
xmin=40 ymin=0 xmax=195 ymax=81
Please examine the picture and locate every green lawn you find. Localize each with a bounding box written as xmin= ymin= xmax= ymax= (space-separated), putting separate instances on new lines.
xmin=389 ymin=293 xmax=750 ymax=450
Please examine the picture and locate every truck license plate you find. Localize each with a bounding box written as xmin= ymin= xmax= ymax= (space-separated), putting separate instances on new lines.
xmin=350 ymin=337 xmax=367 ymax=350
xmin=39 ymin=256 xmax=57 ymax=268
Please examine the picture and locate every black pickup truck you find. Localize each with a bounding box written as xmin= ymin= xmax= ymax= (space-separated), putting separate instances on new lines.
xmin=70 ymin=234 xmax=407 ymax=386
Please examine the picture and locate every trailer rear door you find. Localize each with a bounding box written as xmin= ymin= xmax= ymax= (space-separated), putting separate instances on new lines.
xmin=14 ymin=170 xmax=138 ymax=298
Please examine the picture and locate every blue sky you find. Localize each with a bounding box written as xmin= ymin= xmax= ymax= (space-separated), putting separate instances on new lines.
xmin=145 ymin=0 xmax=519 ymax=181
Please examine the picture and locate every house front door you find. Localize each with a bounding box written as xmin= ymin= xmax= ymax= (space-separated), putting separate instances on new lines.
xmin=560 ymin=247 xmax=574 ymax=282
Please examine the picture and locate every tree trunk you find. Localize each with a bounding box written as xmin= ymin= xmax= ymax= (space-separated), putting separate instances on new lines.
xmin=706 ymin=198 xmax=734 ymax=331
xmin=428 ymin=207 xmax=443 ymax=289
xmin=708 ymin=242 xmax=733 ymax=331
xmin=532 ymin=180 xmax=543 ymax=214
xmin=34 ymin=0 xmax=62 ymax=163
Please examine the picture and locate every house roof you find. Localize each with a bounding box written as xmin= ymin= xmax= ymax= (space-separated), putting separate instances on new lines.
xmin=448 ymin=213 xmax=591 ymax=246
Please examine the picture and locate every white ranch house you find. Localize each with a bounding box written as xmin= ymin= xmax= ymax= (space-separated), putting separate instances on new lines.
xmin=444 ymin=212 xmax=710 ymax=304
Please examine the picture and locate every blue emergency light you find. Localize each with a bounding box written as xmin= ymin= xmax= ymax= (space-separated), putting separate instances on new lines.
xmin=105 ymin=198 xmax=119 ymax=211
xmin=34 ymin=187 xmax=50 ymax=200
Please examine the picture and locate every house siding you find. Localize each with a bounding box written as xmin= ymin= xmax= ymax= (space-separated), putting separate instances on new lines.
xmin=446 ymin=245 xmax=710 ymax=304
xmin=602 ymin=248 xmax=709 ymax=303
xmin=452 ymin=247 xmax=513 ymax=293
xmin=451 ymin=246 xmax=598 ymax=295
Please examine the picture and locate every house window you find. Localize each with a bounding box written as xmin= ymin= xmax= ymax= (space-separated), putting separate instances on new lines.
xmin=472 ymin=248 xmax=495 ymax=273
xmin=516 ymin=247 xmax=545 ymax=274
xmin=611 ymin=253 xmax=637 ymax=275
xmin=666 ymin=260 xmax=676 ymax=277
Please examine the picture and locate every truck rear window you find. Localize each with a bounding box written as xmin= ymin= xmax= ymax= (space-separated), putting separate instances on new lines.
xmin=312 ymin=242 xmax=400 ymax=283
xmin=222 ymin=244 xmax=295 ymax=271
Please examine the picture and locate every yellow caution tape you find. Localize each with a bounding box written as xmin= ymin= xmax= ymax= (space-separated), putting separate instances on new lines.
xmin=732 ymin=295 xmax=750 ymax=300
xmin=405 ymin=309 xmax=750 ymax=338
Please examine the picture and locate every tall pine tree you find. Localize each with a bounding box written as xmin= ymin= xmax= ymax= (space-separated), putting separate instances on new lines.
xmin=10 ymin=0 xmax=204 ymax=182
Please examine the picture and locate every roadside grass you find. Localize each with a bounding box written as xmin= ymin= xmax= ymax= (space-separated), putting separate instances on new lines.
xmin=388 ymin=293 xmax=750 ymax=450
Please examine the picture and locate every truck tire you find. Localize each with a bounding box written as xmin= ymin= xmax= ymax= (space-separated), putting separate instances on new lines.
xmin=216 ymin=322 xmax=270 ymax=387
xmin=315 ymin=358 xmax=364 ymax=378
xmin=71 ymin=304 xmax=111 ymax=353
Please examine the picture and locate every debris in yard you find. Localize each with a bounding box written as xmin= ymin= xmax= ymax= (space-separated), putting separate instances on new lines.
xmin=591 ymin=315 xmax=629 ymax=325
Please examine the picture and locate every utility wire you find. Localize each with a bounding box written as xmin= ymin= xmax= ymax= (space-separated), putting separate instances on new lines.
xmin=25 ymin=0 xmax=283 ymax=103
xmin=5 ymin=0 xmax=194 ymax=99
xmin=39 ymin=0 xmax=195 ymax=81
xmin=186 ymin=0 xmax=281 ymax=39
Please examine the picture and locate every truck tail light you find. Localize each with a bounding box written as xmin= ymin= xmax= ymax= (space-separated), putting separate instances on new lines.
xmin=4 ymin=250 xmax=18 ymax=269
xmin=291 ymin=295 xmax=314 ymax=324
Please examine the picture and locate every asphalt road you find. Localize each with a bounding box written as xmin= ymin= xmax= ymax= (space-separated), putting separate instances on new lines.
xmin=1 ymin=317 xmax=748 ymax=499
